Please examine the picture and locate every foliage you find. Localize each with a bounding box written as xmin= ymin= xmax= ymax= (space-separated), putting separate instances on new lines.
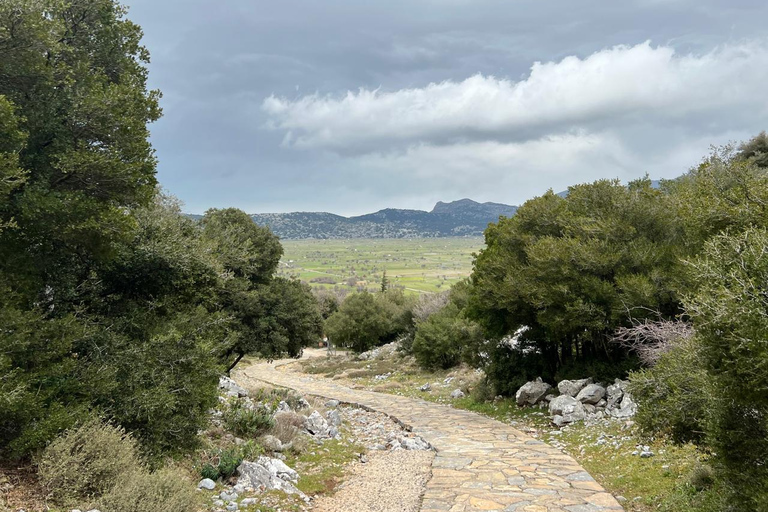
xmin=668 ymin=145 xmax=768 ymax=250
xmin=198 ymin=442 xmax=263 ymax=481
xmin=202 ymin=208 xmax=323 ymax=370
xmin=223 ymin=400 xmax=275 ymax=438
xmin=683 ymin=227 xmax=768 ymax=509
xmin=629 ymin=336 xmax=711 ymax=444
xmin=37 ymin=418 xmax=144 ymax=505
xmin=469 ymin=178 xmax=686 ymax=390
xmin=325 ymin=289 xmax=416 ymax=352
xmin=412 ymin=303 xmax=484 ymax=370
xmin=99 ymin=468 xmax=198 ymax=512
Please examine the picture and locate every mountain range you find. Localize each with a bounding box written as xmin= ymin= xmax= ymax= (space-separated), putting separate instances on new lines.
xmin=248 ymin=199 xmax=518 ymax=239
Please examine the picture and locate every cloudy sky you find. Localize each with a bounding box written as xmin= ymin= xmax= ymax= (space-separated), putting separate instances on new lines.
xmin=125 ymin=0 xmax=768 ymax=216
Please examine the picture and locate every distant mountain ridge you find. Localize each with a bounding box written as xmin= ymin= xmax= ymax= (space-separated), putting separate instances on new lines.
xmin=248 ymin=199 xmax=518 ymax=239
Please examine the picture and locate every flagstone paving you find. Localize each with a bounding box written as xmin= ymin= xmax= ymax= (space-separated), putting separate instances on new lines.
xmin=235 ymin=360 xmax=624 ymax=512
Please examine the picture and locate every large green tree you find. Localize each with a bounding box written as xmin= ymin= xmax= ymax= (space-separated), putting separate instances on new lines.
xmin=201 ymin=208 xmax=323 ymax=371
xmin=469 ymin=178 xmax=685 ymax=379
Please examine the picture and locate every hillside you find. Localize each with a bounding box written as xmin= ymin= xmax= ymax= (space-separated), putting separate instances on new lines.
xmin=249 ymin=199 xmax=518 ymax=239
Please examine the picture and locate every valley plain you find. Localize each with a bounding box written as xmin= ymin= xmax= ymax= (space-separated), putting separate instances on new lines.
xmin=277 ymin=237 xmax=484 ymax=294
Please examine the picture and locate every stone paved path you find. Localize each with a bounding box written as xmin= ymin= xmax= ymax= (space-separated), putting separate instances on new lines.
xmin=235 ymin=360 xmax=624 ymax=512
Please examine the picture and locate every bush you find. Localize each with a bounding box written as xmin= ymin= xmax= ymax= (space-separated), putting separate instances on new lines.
xmin=470 ymin=378 xmax=496 ymax=403
xmin=629 ymin=337 xmax=710 ymax=444
xmin=223 ymin=400 xmax=274 ymax=438
xmin=412 ymin=303 xmax=484 ymax=371
xmin=100 ymin=468 xmax=197 ymax=512
xmin=325 ymin=289 xmax=416 ymax=353
xmin=484 ymin=341 xmax=548 ymax=397
xmin=683 ymin=228 xmax=768 ymax=508
xmin=37 ymin=418 xmax=144 ymax=504
xmin=198 ymin=442 xmax=263 ymax=481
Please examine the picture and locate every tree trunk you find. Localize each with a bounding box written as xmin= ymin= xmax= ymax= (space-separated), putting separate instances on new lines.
xmin=227 ymin=352 xmax=245 ymax=374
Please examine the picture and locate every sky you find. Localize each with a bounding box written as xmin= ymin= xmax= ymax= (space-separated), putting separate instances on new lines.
xmin=124 ymin=0 xmax=768 ymax=216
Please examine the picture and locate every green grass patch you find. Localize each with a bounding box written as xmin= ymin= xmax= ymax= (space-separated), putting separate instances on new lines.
xmin=285 ymin=437 xmax=365 ymax=496
xmin=278 ymin=237 xmax=483 ymax=295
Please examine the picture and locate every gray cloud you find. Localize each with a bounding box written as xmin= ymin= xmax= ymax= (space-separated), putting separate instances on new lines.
xmin=124 ymin=0 xmax=768 ymax=215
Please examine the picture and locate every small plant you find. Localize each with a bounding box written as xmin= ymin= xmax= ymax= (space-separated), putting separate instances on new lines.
xmin=200 ymin=463 xmax=219 ymax=481
xmin=688 ymin=464 xmax=715 ymax=492
xmin=223 ymin=400 xmax=275 ymax=438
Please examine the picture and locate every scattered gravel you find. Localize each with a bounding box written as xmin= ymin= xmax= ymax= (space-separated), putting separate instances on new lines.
xmin=311 ymin=449 xmax=434 ymax=512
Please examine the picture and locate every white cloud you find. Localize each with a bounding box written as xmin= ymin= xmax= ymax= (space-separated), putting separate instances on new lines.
xmin=262 ymin=40 xmax=768 ymax=152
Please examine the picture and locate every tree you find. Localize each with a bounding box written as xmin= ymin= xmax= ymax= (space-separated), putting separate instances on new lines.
xmin=200 ymin=208 xmax=322 ymax=371
xmin=736 ymin=131 xmax=768 ymax=168
xmin=469 ymin=178 xmax=685 ymax=383
xmin=0 ymin=0 xmax=162 ymax=307
xmin=220 ymin=277 xmax=323 ymax=372
xmin=0 ymin=96 xmax=26 ymax=231
xmin=325 ymin=291 xmax=389 ymax=353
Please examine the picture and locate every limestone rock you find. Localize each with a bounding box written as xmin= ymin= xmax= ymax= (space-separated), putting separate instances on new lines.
xmin=549 ymin=395 xmax=587 ymax=425
xmin=575 ymin=384 xmax=606 ymax=405
xmin=306 ymin=410 xmax=330 ymax=437
xmin=515 ymin=378 xmax=552 ymax=406
xmin=261 ymin=434 xmax=283 ymax=452
xmin=236 ymin=457 xmax=305 ymax=498
xmin=326 ymin=409 xmax=342 ymax=427
xmin=557 ymin=378 xmax=593 ymax=397
xmin=198 ymin=478 xmax=216 ymax=490
xmin=219 ymin=376 xmax=248 ymax=398
xmin=450 ymin=389 xmax=466 ymax=399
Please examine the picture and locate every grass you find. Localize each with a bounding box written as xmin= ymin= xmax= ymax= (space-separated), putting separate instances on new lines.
xmin=285 ymin=437 xmax=365 ymax=496
xmin=294 ymin=353 xmax=719 ymax=512
xmin=278 ymin=237 xmax=483 ymax=295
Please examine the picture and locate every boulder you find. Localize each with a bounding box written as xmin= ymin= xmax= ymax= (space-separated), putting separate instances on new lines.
xmin=575 ymin=384 xmax=606 ymax=405
xmin=605 ymin=379 xmax=626 ymax=409
xmin=515 ymin=378 xmax=552 ymax=406
xmin=305 ymin=410 xmax=330 ymax=437
xmin=325 ymin=399 xmax=340 ymax=408
xmin=277 ymin=400 xmax=291 ymax=412
xmin=419 ymin=383 xmax=432 ymax=392
xmin=219 ymin=376 xmax=248 ymax=398
xmin=236 ymin=457 xmax=306 ymax=498
xmin=557 ymin=378 xmax=593 ymax=397
xmin=450 ymin=389 xmax=466 ymax=399
xmin=548 ymin=395 xmax=587 ymax=425
xmin=401 ymin=436 xmax=431 ymax=450
xmin=198 ymin=478 xmax=216 ymax=490
xmin=326 ymin=409 xmax=342 ymax=427
xmin=609 ymin=394 xmax=637 ymax=418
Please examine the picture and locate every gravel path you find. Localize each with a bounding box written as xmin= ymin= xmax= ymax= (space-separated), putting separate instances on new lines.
xmin=312 ymin=450 xmax=434 ymax=512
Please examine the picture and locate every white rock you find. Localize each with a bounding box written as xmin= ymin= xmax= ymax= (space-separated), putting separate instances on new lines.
xmin=198 ymin=478 xmax=216 ymax=490
xmin=557 ymin=378 xmax=593 ymax=397
xmin=326 ymin=409 xmax=342 ymax=427
xmin=575 ymin=384 xmax=606 ymax=405
xmin=450 ymin=389 xmax=466 ymax=399
xmin=219 ymin=376 xmax=248 ymax=398
xmin=515 ymin=378 xmax=552 ymax=406
xmin=306 ymin=410 xmax=330 ymax=437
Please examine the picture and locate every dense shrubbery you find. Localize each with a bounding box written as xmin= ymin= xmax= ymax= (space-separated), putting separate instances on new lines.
xmin=325 ymin=289 xmax=416 ymax=352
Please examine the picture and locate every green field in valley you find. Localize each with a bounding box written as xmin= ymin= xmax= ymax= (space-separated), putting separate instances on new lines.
xmin=278 ymin=237 xmax=484 ymax=294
